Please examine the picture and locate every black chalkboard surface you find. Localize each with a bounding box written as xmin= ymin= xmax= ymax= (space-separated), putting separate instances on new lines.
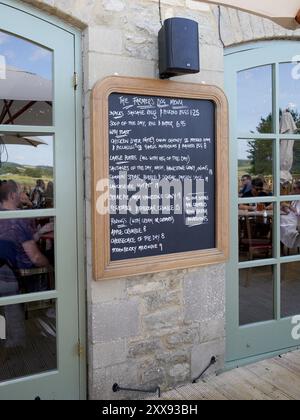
xmin=108 ymin=93 xmax=216 ymax=261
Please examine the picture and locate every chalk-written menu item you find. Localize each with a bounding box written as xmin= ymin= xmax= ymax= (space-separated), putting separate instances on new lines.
xmin=109 ymin=93 xmax=216 ymax=261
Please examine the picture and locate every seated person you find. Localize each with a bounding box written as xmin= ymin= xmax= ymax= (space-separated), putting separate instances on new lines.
xmin=281 ymin=182 xmax=300 ymax=249
xmin=19 ymin=187 xmax=33 ymax=210
xmin=45 ymin=181 xmax=54 ymax=208
xmin=239 ymin=175 xmax=252 ymax=197
xmin=31 ymin=179 xmax=46 ymax=209
xmin=0 ymin=180 xmax=50 ymax=293
xmin=239 ymin=178 xmax=273 ymax=211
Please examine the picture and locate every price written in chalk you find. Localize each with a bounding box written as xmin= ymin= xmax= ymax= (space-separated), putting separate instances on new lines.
xmin=108 ymin=93 xmax=216 ymax=261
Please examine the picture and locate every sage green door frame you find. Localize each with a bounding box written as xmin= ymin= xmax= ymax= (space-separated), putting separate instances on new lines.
xmin=225 ymin=41 xmax=300 ymax=366
xmin=0 ymin=0 xmax=86 ymax=399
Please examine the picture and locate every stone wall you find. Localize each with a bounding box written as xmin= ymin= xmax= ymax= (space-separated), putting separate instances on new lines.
xmin=19 ymin=0 xmax=300 ymax=400
xmin=90 ymin=265 xmax=225 ymax=399
xmin=85 ymin=0 xmax=226 ymax=400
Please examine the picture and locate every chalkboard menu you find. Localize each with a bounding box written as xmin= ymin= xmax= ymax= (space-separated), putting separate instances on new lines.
xmin=92 ymin=77 xmax=229 ymax=280
xmin=109 ymin=93 xmax=216 ymax=261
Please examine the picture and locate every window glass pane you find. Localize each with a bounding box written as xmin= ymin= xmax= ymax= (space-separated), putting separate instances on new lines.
xmin=280 ymin=140 xmax=300 ymax=195
xmin=239 ymin=204 xmax=273 ymax=262
xmin=0 ymin=135 xmax=54 ymax=209
xmin=0 ymin=300 xmax=56 ymax=382
xmin=237 ymin=65 xmax=273 ymax=134
xmin=0 ymin=217 xmax=55 ymax=297
xmin=240 ymin=266 xmax=274 ymax=326
xmin=238 ymin=139 xmax=273 ymax=198
xmin=0 ymin=30 xmax=52 ymax=126
xmin=279 ymin=63 xmax=300 ymax=135
xmin=281 ymin=200 xmax=300 ymax=256
xmin=281 ymin=261 xmax=300 ymax=318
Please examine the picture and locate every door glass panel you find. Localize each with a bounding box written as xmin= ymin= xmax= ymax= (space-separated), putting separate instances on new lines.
xmin=0 ymin=30 xmax=52 ymax=126
xmin=279 ymin=63 xmax=300 ymax=135
xmin=0 ymin=217 xmax=55 ymax=297
xmin=0 ymin=300 xmax=56 ymax=382
xmin=280 ymin=140 xmax=300 ymax=194
xmin=237 ymin=65 xmax=274 ymax=134
xmin=0 ymin=135 xmax=54 ymax=209
xmin=238 ymin=139 xmax=274 ymax=198
xmin=281 ymin=261 xmax=300 ymax=318
xmin=239 ymin=266 xmax=275 ymax=326
xmin=239 ymin=203 xmax=274 ymax=262
xmin=230 ymin=46 xmax=300 ymax=361
xmin=281 ymin=199 xmax=300 ymax=256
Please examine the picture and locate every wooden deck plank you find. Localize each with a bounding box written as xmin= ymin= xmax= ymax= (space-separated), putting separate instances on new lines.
xmin=176 ymin=382 xmax=228 ymax=400
xmin=245 ymin=359 xmax=300 ymax=400
xmin=273 ymin=356 xmax=300 ymax=376
xmin=157 ymin=351 xmax=300 ymax=401
xmin=208 ymin=371 xmax=273 ymax=400
xmin=228 ymin=366 xmax=292 ymax=400
xmin=282 ymin=351 xmax=300 ymax=366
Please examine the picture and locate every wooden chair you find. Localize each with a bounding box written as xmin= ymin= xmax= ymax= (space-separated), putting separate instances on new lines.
xmin=240 ymin=216 xmax=272 ymax=287
xmin=241 ymin=216 xmax=272 ymax=261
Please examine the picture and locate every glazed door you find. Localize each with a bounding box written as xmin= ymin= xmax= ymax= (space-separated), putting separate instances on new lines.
xmin=225 ymin=41 xmax=300 ymax=364
xmin=0 ymin=1 xmax=82 ymax=399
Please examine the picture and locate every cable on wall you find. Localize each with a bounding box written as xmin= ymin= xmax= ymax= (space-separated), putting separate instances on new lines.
xmin=218 ymin=6 xmax=225 ymax=48
xmin=159 ymin=0 xmax=163 ymax=27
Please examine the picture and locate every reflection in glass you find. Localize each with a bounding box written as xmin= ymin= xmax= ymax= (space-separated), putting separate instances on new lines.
xmin=281 ymin=199 xmax=300 ymax=256
xmin=0 ymin=217 xmax=55 ymax=297
xmin=281 ymin=262 xmax=300 ymax=318
xmin=239 ymin=204 xmax=273 ymax=262
xmin=0 ymin=300 xmax=56 ymax=382
xmin=279 ymin=63 xmax=300 ymax=135
xmin=240 ymin=266 xmax=274 ymax=326
xmin=0 ymin=135 xmax=54 ymax=209
xmin=237 ymin=65 xmax=273 ymax=134
xmin=238 ymin=139 xmax=273 ymax=197
xmin=280 ymin=140 xmax=300 ymax=195
xmin=0 ymin=30 xmax=52 ymax=126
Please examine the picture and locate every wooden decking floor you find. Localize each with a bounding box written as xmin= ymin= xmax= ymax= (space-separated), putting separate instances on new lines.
xmin=158 ymin=351 xmax=300 ymax=400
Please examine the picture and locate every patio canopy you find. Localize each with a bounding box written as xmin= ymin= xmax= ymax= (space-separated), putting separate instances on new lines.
xmin=0 ymin=134 xmax=47 ymax=147
xmin=200 ymin=0 xmax=300 ymax=29
xmin=0 ymin=66 xmax=52 ymax=102
xmin=0 ymin=65 xmax=52 ymax=125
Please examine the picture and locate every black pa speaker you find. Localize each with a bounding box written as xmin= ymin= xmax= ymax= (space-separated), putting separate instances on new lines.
xmin=158 ymin=17 xmax=200 ymax=79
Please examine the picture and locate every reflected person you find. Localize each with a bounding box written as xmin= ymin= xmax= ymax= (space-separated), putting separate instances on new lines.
xmin=281 ymin=182 xmax=300 ymax=250
xmin=31 ymin=179 xmax=46 ymax=209
xmin=0 ymin=180 xmax=50 ymax=293
xmin=239 ymin=174 xmax=252 ymax=197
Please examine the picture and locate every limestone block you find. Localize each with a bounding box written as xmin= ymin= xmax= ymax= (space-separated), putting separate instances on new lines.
xmin=143 ymin=307 xmax=183 ymax=333
xmin=90 ymin=363 xmax=139 ymax=400
xmin=88 ymin=53 xmax=156 ymax=89
xmin=103 ymin=0 xmax=125 ymax=13
xmin=191 ymin=338 xmax=225 ymax=380
xmin=128 ymin=337 xmax=162 ymax=358
xmin=93 ymin=339 xmax=127 ymax=369
xmin=88 ymin=26 xmax=123 ymax=55
xmin=92 ymin=299 xmax=140 ymax=343
xmin=183 ymin=265 xmax=225 ymax=323
xmin=91 ymin=279 xmax=126 ymax=304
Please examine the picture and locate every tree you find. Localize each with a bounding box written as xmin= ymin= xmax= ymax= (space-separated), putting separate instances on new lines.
xmin=24 ymin=167 xmax=43 ymax=178
xmin=247 ymin=111 xmax=300 ymax=176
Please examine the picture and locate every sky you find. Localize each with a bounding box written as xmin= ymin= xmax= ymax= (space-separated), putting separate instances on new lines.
xmin=237 ymin=64 xmax=273 ymax=135
xmin=238 ymin=63 xmax=300 ymax=159
xmin=0 ymin=30 xmax=52 ymax=80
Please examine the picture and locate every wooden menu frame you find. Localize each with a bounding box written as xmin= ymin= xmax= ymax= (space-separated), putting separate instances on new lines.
xmin=92 ymin=76 xmax=229 ymax=281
